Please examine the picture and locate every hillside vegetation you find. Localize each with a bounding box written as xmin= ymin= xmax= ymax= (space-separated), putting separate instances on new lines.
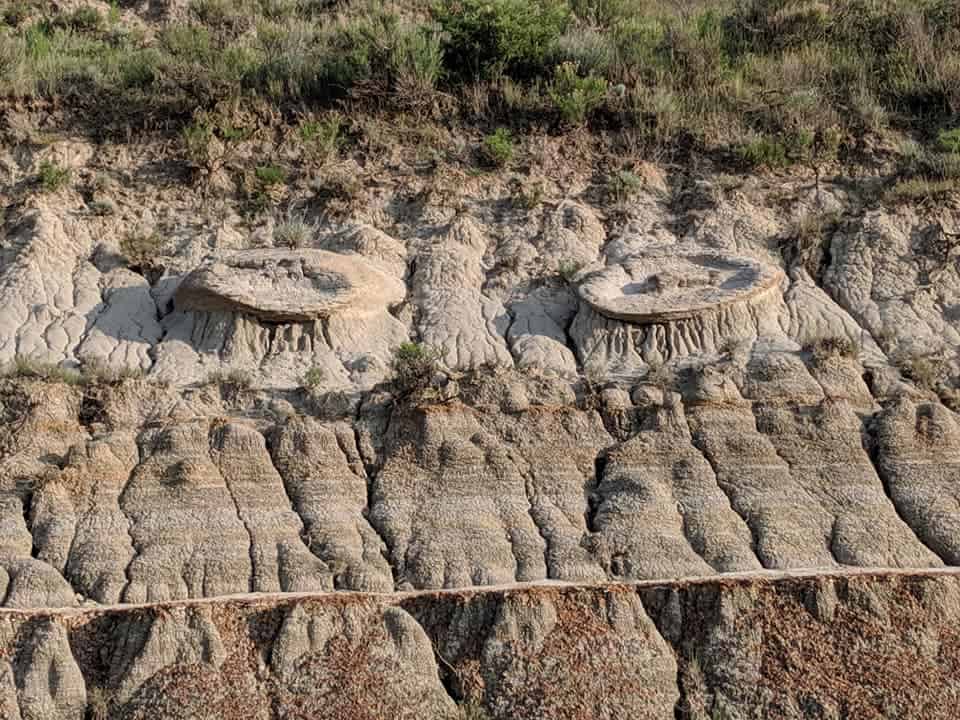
xmin=0 ymin=0 xmax=958 ymax=181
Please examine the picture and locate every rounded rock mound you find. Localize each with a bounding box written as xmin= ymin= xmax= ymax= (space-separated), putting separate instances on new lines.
xmin=577 ymin=249 xmax=782 ymax=323
xmin=174 ymin=249 xmax=405 ymax=322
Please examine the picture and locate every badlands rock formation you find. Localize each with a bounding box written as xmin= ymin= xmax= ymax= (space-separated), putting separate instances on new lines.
xmin=2 ymin=132 xmax=960 ymax=715
xmin=1 ymin=570 xmax=959 ymax=719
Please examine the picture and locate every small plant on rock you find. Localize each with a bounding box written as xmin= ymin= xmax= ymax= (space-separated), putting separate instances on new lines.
xmin=182 ymin=119 xmax=215 ymax=169
xmin=205 ymin=369 xmax=254 ymax=399
xmin=391 ymin=342 xmax=439 ymax=395
xmin=303 ymin=366 xmax=325 ymax=390
xmin=481 ymin=128 xmax=514 ymax=168
xmin=805 ymin=336 xmax=859 ymax=367
xmin=937 ymin=128 xmax=960 ymax=155
xmin=606 ymin=169 xmax=642 ymax=204
xmin=9 ymin=356 xmax=83 ymax=385
xmin=558 ymin=259 xmax=583 ymax=283
xmin=299 ymin=113 xmax=344 ymax=163
xmin=37 ymin=160 xmax=71 ymax=192
xmin=897 ymin=351 xmax=948 ymax=392
xmin=274 ymin=210 xmax=317 ymax=249
xmin=120 ymin=231 xmax=163 ymax=269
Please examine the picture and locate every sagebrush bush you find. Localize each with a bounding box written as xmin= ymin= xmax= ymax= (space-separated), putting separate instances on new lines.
xmin=303 ymin=366 xmax=325 ymax=389
xmin=606 ymin=168 xmax=641 ymax=203
xmin=120 ymin=232 xmax=164 ymax=268
xmin=182 ymin=119 xmax=216 ymax=168
xmin=737 ymin=135 xmax=788 ymax=168
xmin=939 ymin=128 xmax=960 ymax=154
xmin=8 ymin=356 xmax=83 ymax=385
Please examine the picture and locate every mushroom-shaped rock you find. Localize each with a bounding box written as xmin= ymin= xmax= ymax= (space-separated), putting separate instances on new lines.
xmin=174 ymin=249 xmax=405 ymax=322
xmin=571 ymin=247 xmax=785 ymax=374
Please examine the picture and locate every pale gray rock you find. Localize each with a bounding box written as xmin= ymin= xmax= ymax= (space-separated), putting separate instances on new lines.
xmin=741 ymin=360 xmax=940 ymax=568
xmin=0 ymin=210 xmax=162 ymax=373
xmin=14 ymin=619 xmax=86 ymax=720
xmin=533 ymin=200 xmax=606 ymax=272
xmin=154 ymin=247 xmax=408 ymax=389
xmin=591 ymin=393 xmax=761 ymax=579
xmin=506 ymin=286 xmax=578 ymax=374
xmin=413 ymin=217 xmax=513 ymax=369
xmin=0 ymin=210 xmax=97 ymax=367
xmin=174 ymin=248 xmax=405 ymax=322
xmin=370 ymin=406 xmax=546 ymax=588
xmin=31 ymin=435 xmax=137 ymax=603
xmin=874 ymin=396 xmax=960 ymax=564
xmin=578 ymin=249 xmax=783 ymax=323
xmin=824 ymin=207 xmax=960 ymax=374
xmin=571 ymin=248 xmax=786 ymax=376
xmin=319 ymin=223 xmax=409 ymax=278
xmin=120 ymin=419 xmax=252 ymax=602
xmin=685 ymin=368 xmax=838 ymax=569
xmin=268 ymin=417 xmax=393 ymax=592
xmin=209 ymin=421 xmax=332 ymax=594
xmin=75 ymin=269 xmax=162 ymax=371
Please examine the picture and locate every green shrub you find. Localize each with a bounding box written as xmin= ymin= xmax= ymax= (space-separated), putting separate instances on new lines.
xmin=182 ymin=119 xmax=215 ymax=168
xmin=37 ymin=160 xmax=71 ymax=192
xmin=299 ymin=113 xmax=344 ymax=162
xmin=9 ymin=356 xmax=83 ymax=385
xmin=2 ymin=2 xmax=33 ymax=27
xmin=255 ymin=163 xmax=287 ymax=186
xmin=205 ymin=368 xmax=254 ymax=393
xmin=64 ymin=6 xmax=102 ymax=33
xmin=481 ymin=127 xmax=514 ymax=167
xmin=510 ymin=178 xmax=544 ymax=209
xmin=390 ymin=25 xmax=444 ymax=99
xmin=550 ymin=25 xmax=615 ymax=76
xmin=886 ymin=177 xmax=959 ymax=204
xmin=736 ymin=136 xmax=789 ymax=168
xmin=434 ymin=0 xmax=571 ymax=79
xmin=303 ymin=366 xmax=325 ymax=389
xmin=898 ymin=351 xmax=948 ymax=392
xmin=606 ymin=168 xmax=641 ymax=203
xmin=548 ymin=61 xmax=607 ymax=125
xmin=558 ymin=259 xmax=583 ymax=282
xmin=938 ymin=128 xmax=960 ymax=154
xmin=391 ymin=342 xmax=439 ymax=395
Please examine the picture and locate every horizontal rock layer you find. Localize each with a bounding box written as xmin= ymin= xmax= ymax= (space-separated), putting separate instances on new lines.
xmin=0 ymin=569 xmax=958 ymax=719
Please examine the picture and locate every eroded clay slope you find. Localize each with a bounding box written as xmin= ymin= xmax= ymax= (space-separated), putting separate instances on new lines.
xmin=0 ymin=570 xmax=957 ymax=719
